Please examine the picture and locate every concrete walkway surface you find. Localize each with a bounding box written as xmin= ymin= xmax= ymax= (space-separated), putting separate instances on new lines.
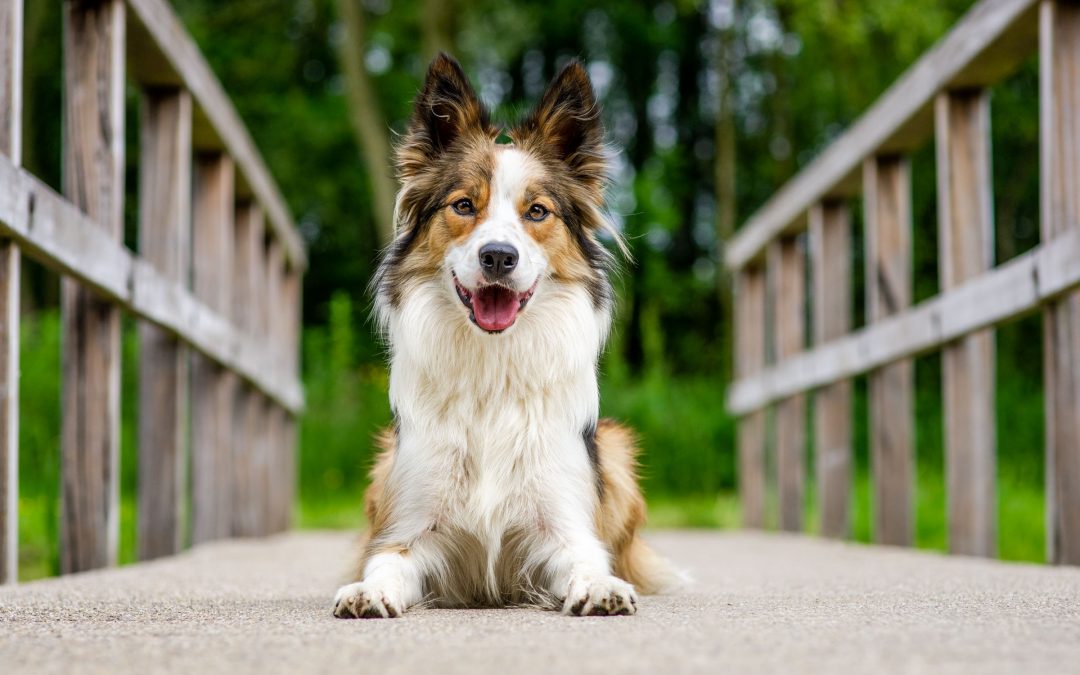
xmin=2 ymin=530 xmax=1079 ymax=674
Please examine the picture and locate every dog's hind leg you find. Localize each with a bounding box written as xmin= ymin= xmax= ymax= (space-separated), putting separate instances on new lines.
xmin=593 ymin=419 xmax=686 ymax=595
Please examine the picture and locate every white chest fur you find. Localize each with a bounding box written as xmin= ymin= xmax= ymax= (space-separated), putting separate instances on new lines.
xmin=379 ymin=277 xmax=608 ymax=552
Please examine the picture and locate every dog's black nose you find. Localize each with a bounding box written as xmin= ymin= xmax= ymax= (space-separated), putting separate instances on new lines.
xmin=479 ymin=242 xmax=518 ymax=279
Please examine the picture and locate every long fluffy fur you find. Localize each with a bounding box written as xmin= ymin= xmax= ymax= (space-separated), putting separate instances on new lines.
xmin=334 ymin=54 xmax=681 ymax=620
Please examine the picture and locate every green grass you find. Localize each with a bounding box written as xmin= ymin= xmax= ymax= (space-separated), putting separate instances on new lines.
xmin=18 ymin=495 xmax=138 ymax=582
xmin=12 ymin=299 xmax=1052 ymax=579
xmin=645 ymin=493 xmax=742 ymax=529
xmin=291 ymin=474 xmax=1044 ymax=564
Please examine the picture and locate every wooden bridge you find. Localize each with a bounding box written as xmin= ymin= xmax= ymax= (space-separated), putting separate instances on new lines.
xmin=0 ymin=0 xmax=304 ymax=584
xmin=2 ymin=0 xmax=1079 ymax=673
xmin=728 ymin=0 xmax=1080 ymax=565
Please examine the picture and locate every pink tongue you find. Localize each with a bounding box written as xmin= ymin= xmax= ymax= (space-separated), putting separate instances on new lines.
xmin=472 ymin=286 xmax=520 ymax=331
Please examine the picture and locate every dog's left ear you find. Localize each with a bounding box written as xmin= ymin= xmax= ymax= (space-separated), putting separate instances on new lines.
xmin=397 ymin=53 xmax=491 ymax=180
xmin=513 ymin=60 xmax=606 ymax=189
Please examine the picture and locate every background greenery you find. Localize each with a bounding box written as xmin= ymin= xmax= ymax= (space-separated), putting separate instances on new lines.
xmin=16 ymin=0 xmax=1047 ymax=578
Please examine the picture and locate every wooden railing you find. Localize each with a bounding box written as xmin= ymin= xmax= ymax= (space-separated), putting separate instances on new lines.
xmin=726 ymin=0 xmax=1080 ymax=564
xmin=0 ymin=0 xmax=305 ymax=583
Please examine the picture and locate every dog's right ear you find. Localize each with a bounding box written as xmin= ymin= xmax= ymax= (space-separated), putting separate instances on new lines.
xmin=397 ymin=53 xmax=490 ymax=179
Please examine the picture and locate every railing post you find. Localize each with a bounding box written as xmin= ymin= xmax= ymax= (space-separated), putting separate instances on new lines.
xmin=277 ymin=265 xmax=300 ymax=532
xmin=1040 ymin=0 xmax=1080 ymax=565
xmin=770 ymin=237 xmax=806 ymax=532
xmin=936 ymin=88 xmax=997 ymax=557
xmin=735 ymin=266 xmax=766 ymax=528
xmin=261 ymin=239 xmax=284 ymax=535
xmin=137 ymin=87 xmax=192 ymax=560
xmin=192 ymin=153 xmax=235 ymax=544
xmin=0 ymin=0 xmax=21 ymax=584
xmin=60 ymin=0 xmax=124 ymax=573
xmin=232 ymin=201 xmax=263 ymax=537
xmin=863 ymin=155 xmax=914 ymax=547
xmin=810 ymin=201 xmax=852 ymax=539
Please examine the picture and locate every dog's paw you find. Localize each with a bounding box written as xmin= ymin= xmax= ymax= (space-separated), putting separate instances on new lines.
xmin=332 ymin=582 xmax=403 ymax=619
xmin=562 ymin=575 xmax=638 ymax=616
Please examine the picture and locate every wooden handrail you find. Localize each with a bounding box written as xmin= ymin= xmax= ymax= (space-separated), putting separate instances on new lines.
xmin=0 ymin=0 xmax=305 ymax=582
xmin=725 ymin=0 xmax=1039 ymax=270
xmin=728 ymin=228 xmax=1080 ymax=413
xmin=0 ymin=156 xmax=303 ymax=411
xmin=727 ymin=0 xmax=1080 ymax=564
xmin=126 ymin=0 xmax=306 ymax=270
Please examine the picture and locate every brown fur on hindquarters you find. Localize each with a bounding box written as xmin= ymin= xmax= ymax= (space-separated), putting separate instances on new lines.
xmin=353 ymin=427 xmax=396 ymax=562
xmin=354 ymin=420 xmax=675 ymax=597
xmin=591 ymin=419 xmax=676 ymax=595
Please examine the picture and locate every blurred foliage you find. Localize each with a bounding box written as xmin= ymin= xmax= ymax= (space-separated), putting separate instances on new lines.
xmin=15 ymin=0 xmax=1051 ymax=574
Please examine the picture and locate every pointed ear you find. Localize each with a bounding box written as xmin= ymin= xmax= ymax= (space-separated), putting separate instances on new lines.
xmin=513 ymin=60 xmax=607 ymax=188
xmin=397 ymin=53 xmax=491 ymax=178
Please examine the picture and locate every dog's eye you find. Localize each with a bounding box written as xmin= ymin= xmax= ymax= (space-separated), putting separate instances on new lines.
xmin=525 ymin=204 xmax=549 ymax=222
xmin=451 ymin=198 xmax=475 ymax=216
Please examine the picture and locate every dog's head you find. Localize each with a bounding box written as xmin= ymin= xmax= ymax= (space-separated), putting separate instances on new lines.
xmin=376 ymin=53 xmax=621 ymax=336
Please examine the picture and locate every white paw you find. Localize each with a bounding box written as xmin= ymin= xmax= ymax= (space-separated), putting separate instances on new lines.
xmin=332 ymin=581 xmax=404 ymax=619
xmin=562 ymin=575 xmax=638 ymax=616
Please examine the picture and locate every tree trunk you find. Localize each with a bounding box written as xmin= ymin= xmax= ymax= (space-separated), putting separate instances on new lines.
xmin=420 ymin=0 xmax=457 ymax=60
xmin=618 ymin=16 xmax=658 ymax=376
xmin=336 ymin=0 xmax=396 ymax=245
xmin=714 ymin=4 xmax=738 ymax=383
xmin=769 ymin=4 xmax=795 ymax=183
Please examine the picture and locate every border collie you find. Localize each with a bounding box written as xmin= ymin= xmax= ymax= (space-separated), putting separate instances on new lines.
xmin=333 ymin=54 xmax=680 ymax=619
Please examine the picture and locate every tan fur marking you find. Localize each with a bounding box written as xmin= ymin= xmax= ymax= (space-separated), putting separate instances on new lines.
xmin=399 ymin=140 xmax=497 ymax=281
xmin=593 ymin=419 xmax=673 ymax=595
xmin=354 ymin=429 xmax=398 ymax=576
xmin=443 ymin=180 xmax=491 ymax=240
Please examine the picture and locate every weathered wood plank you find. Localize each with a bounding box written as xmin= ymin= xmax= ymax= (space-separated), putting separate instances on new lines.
xmin=1041 ymin=0 xmax=1080 ymax=566
xmin=279 ymin=414 xmax=296 ymax=532
xmin=0 ymin=158 xmax=298 ymax=410
xmin=0 ymin=242 xmax=16 ymax=584
xmin=191 ymin=153 xmax=235 ymax=544
xmin=0 ymin=0 xmax=22 ymax=585
xmin=124 ymin=0 xmax=306 ymax=271
xmin=770 ymin=238 xmax=806 ymax=532
xmin=283 ymin=269 xmax=301 ymax=381
xmin=936 ymin=88 xmax=997 ymax=558
xmin=266 ymin=403 xmax=285 ymax=535
xmin=60 ymin=0 xmax=124 ymax=574
xmin=736 ymin=267 xmax=767 ymax=528
xmin=864 ymin=155 xmax=914 ymax=547
xmin=0 ymin=0 xmax=20 ymax=164
xmin=136 ymin=87 xmax=191 ymax=560
xmin=258 ymin=239 xmax=285 ymax=536
xmin=231 ymin=202 xmax=262 ymax=538
xmin=0 ymin=79 xmax=301 ymax=415
xmin=728 ymin=226 xmax=1080 ymax=414
xmin=726 ymin=0 xmax=1039 ymax=270
xmin=810 ymin=202 xmax=852 ymax=539
xmin=278 ymin=268 xmax=301 ymax=532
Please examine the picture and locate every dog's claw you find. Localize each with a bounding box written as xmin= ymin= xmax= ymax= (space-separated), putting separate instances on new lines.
xmin=563 ymin=576 xmax=638 ymax=617
xmin=333 ymin=582 xmax=403 ymax=619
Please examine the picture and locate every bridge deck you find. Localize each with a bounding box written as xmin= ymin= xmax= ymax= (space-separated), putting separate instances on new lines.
xmin=2 ymin=530 xmax=1078 ymax=674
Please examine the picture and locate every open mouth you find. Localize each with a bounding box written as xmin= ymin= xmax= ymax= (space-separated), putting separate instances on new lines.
xmin=453 ymin=274 xmax=537 ymax=333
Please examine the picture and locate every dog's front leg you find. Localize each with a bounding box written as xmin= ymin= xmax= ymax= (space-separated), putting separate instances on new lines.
xmin=333 ymin=549 xmax=425 ymax=619
xmin=540 ymin=514 xmax=638 ymax=617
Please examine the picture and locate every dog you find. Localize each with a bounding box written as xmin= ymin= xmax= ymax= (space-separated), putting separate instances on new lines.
xmin=332 ymin=53 xmax=680 ymax=619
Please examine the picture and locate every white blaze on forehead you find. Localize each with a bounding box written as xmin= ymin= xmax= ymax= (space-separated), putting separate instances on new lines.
xmin=445 ymin=147 xmax=548 ymax=292
xmin=490 ymin=147 xmax=536 ymax=212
